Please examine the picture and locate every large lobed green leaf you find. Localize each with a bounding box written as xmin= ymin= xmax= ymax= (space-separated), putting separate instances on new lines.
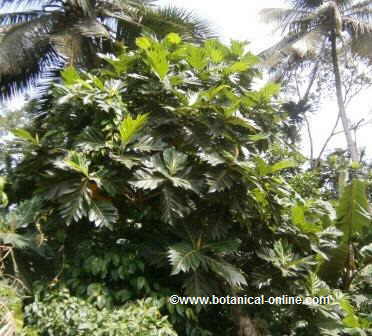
xmin=336 ymin=179 xmax=370 ymax=243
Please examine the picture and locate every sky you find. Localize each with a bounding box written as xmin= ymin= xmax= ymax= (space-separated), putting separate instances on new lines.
xmin=157 ymin=0 xmax=372 ymax=160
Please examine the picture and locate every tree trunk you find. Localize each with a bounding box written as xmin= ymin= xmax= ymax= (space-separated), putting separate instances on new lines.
xmin=232 ymin=305 xmax=261 ymax=336
xmin=330 ymin=30 xmax=359 ymax=162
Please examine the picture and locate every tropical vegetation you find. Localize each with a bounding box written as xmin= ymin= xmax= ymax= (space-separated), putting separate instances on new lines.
xmin=261 ymin=0 xmax=372 ymax=162
xmin=0 ymin=0 xmax=212 ymax=98
xmin=0 ymin=1 xmax=371 ymax=336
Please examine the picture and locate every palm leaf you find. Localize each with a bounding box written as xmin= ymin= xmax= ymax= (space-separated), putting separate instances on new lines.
xmin=343 ymin=19 xmax=372 ymax=61
xmin=0 ymin=10 xmax=44 ymax=25
xmin=0 ymin=16 xmax=62 ymax=97
xmin=259 ymin=30 xmax=308 ymax=63
xmin=290 ymin=0 xmax=324 ymax=11
xmin=72 ymin=18 xmax=110 ymax=38
xmin=0 ymin=0 xmax=214 ymax=100
xmin=69 ymin=0 xmax=95 ymax=17
xmin=260 ymin=8 xmax=311 ymax=31
xmin=1 ymin=0 xmax=44 ymax=9
xmin=140 ymin=6 xmax=215 ymax=43
xmin=344 ymin=0 xmax=372 ymax=14
xmin=344 ymin=16 xmax=372 ymax=35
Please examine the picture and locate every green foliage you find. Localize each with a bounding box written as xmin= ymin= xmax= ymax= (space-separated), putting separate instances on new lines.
xmin=25 ymin=289 xmax=176 ymax=336
xmin=0 ymin=176 xmax=7 ymax=207
xmin=0 ymin=280 xmax=25 ymax=336
xmin=119 ymin=114 xmax=149 ymax=146
xmin=1 ymin=33 xmax=371 ymax=336
xmin=168 ymin=239 xmax=246 ymax=288
xmin=336 ymin=179 xmax=370 ymax=243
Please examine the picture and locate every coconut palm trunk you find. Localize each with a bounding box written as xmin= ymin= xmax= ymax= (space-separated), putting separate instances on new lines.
xmin=260 ymin=0 xmax=372 ymax=162
xmin=330 ymin=29 xmax=359 ymax=162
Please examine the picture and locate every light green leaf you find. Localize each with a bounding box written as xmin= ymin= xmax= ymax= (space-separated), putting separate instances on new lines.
xmin=61 ymin=66 xmax=80 ymax=85
xmin=186 ymin=46 xmax=208 ymax=71
xmin=165 ymin=33 xmax=182 ymax=45
xmin=11 ymin=128 xmax=39 ymax=145
xmin=230 ymin=40 xmax=247 ymax=56
xmin=63 ymin=152 xmax=90 ymax=177
xmin=136 ymin=36 xmax=152 ymax=50
xmin=147 ymin=46 xmax=169 ymax=80
xmin=226 ymin=116 xmax=257 ymax=130
xmin=224 ymin=61 xmax=250 ymax=74
xmin=271 ymin=160 xmax=297 ymax=173
xmin=119 ymin=113 xmax=148 ymax=145
xmin=257 ymin=82 xmax=280 ymax=101
xmin=291 ymin=204 xmax=322 ymax=233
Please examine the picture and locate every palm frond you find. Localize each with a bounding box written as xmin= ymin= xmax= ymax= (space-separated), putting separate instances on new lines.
xmin=98 ymin=0 xmax=142 ymax=23
xmin=344 ymin=0 xmax=372 ymax=14
xmin=0 ymin=16 xmax=63 ymax=97
xmin=72 ymin=18 xmax=110 ymax=38
xmin=69 ymin=0 xmax=95 ymax=17
xmin=287 ymin=0 xmax=324 ymax=11
xmin=1 ymin=0 xmax=45 ymax=10
xmin=345 ymin=24 xmax=372 ymax=60
xmin=258 ymin=30 xmax=308 ymax=63
xmin=140 ymin=6 xmax=215 ymax=43
xmin=260 ymin=8 xmax=310 ymax=32
xmin=0 ymin=10 xmax=44 ymax=25
xmin=344 ymin=16 xmax=372 ymax=35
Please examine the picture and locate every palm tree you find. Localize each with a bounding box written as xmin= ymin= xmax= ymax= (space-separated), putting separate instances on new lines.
xmin=260 ymin=0 xmax=372 ymax=162
xmin=0 ymin=0 xmax=213 ymax=98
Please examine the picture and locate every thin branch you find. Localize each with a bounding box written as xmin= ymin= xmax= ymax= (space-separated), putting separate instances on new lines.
xmin=303 ymin=114 xmax=314 ymax=163
xmin=298 ymin=38 xmax=326 ymax=165
xmin=314 ymin=114 xmax=341 ymax=167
